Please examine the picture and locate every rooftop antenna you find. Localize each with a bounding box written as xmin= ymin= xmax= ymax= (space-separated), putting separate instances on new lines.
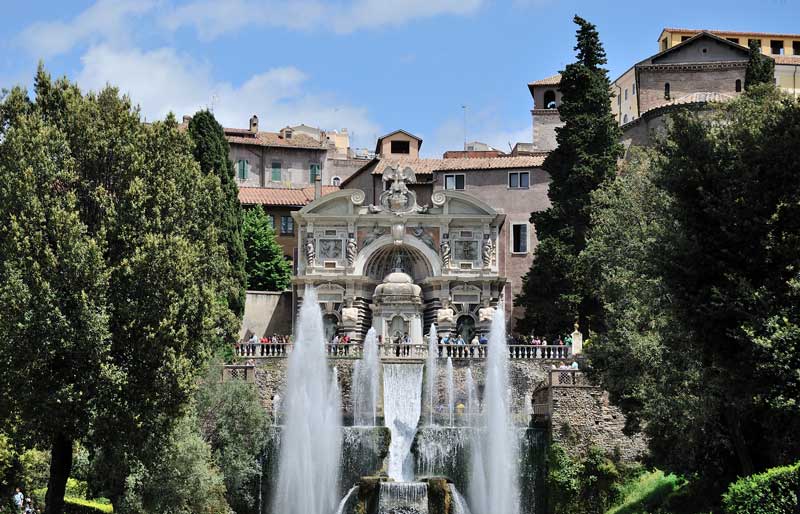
xmin=210 ymin=93 xmax=218 ymax=113
xmin=462 ymin=104 xmax=467 ymax=151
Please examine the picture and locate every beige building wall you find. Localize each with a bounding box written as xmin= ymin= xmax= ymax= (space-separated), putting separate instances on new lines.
xmin=230 ymin=144 xmax=327 ymax=188
xmin=378 ymin=133 xmax=421 ymax=158
xmin=637 ymin=66 xmax=745 ymax=114
xmin=659 ymin=29 xmax=800 ymax=57
xmin=611 ymin=67 xmax=638 ymax=124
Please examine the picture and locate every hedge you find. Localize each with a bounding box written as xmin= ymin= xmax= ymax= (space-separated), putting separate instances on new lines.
xmin=722 ymin=461 xmax=799 ymax=514
xmin=64 ymin=497 xmax=113 ymax=514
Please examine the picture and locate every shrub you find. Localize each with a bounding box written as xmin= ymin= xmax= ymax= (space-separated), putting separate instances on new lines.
xmin=722 ymin=461 xmax=799 ymax=514
xmin=64 ymin=497 xmax=113 ymax=513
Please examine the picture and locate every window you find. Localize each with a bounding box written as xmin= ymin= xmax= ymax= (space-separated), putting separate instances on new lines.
xmin=623 ymin=114 xmax=628 ymax=123
xmin=511 ymin=224 xmax=528 ymax=254
xmin=331 ymin=176 xmax=341 ymax=186
xmin=664 ymin=82 xmax=671 ymax=100
xmin=444 ymin=174 xmax=465 ymax=190
xmin=390 ymin=140 xmax=410 ymax=154
xmin=271 ymin=162 xmax=282 ymax=182
xmin=794 ymin=41 xmax=800 ymax=55
xmin=735 ymin=79 xmax=742 ymax=92
xmin=632 ymin=83 xmax=636 ymax=95
xmin=681 ymin=36 xmax=690 ymax=42
xmin=280 ymin=216 xmax=294 ymax=235
xmin=624 ymin=88 xmax=628 ymax=100
xmin=508 ymin=171 xmax=529 ymax=189
xmin=771 ymin=40 xmax=784 ymax=55
xmin=237 ymin=159 xmax=248 ymax=180
xmin=727 ymin=37 xmax=740 ymax=45
xmin=309 ymin=163 xmax=320 ymax=183
xmin=661 ymin=37 xmax=668 ymax=51
xmin=267 ymin=214 xmax=275 ymax=230
xmin=543 ymin=90 xmax=557 ymax=109
xmin=749 ymin=38 xmax=761 ymax=48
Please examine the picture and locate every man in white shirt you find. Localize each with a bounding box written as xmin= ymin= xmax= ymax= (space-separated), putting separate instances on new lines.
xmin=13 ymin=488 xmax=23 ymax=512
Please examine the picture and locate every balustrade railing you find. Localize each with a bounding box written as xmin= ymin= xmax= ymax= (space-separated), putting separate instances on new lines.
xmin=234 ymin=342 xmax=574 ymax=361
xmin=548 ymin=369 xmax=589 ymax=387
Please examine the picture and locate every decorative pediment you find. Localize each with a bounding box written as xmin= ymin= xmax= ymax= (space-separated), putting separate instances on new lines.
xmin=299 ymin=190 xmax=364 ymax=215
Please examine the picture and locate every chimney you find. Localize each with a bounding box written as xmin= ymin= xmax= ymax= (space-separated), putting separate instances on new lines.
xmin=182 ymin=115 xmax=192 ymax=124
xmin=314 ymin=173 xmax=322 ymax=200
xmin=249 ymin=115 xmax=259 ymax=133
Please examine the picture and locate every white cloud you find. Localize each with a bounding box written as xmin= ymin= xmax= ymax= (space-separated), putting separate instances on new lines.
xmin=19 ymin=0 xmax=156 ymax=58
xmin=162 ymin=0 xmax=483 ymax=38
xmin=75 ymin=45 xmax=381 ymax=147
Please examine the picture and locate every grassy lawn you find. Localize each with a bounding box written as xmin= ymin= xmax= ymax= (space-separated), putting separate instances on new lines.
xmin=606 ymin=470 xmax=686 ymax=514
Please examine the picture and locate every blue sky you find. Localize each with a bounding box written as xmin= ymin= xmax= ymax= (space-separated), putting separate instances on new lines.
xmin=2 ymin=0 xmax=798 ymax=156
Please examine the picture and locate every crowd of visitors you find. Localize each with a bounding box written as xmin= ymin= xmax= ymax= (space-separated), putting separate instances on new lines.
xmin=329 ymin=333 xmax=353 ymax=356
xmin=237 ymin=333 xmax=291 ymax=357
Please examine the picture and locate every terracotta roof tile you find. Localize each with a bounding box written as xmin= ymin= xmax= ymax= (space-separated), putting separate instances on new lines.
xmin=370 ymin=155 xmax=547 ymax=175
xmin=224 ymin=129 xmax=325 ymax=150
xmin=238 ymin=185 xmax=339 ymax=206
xmin=528 ymin=74 xmax=562 ymax=86
xmin=775 ymin=55 xmax=800 ymax=65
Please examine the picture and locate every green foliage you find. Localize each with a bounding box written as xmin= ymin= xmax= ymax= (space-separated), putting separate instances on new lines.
xmin=242 ymin=207 xmax=292 ymax=291
xmin=188 ymin=110 xmax=247 ymax=316
xmin=585 ymin=88 xmax=800 ymax=494
xmin=195 ymin=361 xmax=267 ymax=513
xmin=518 ymin=15 xmax=623 ymax=337
xmin=0 ymin=65 xmax=239 ymax=512
xmin=64 ymin=497 xmax=113 ymax=514
xmin=547 ymin=444 xmax=627 ymax=514
xmin=722 ymin=461 xmax=799 ymax=514
xmin=118 ymin=415 xmax=228 ymax=514
xmin=19 ymin=449 xmax=50 ymax=493
xmin=606 ymin=470 xmax=686 ymax=514
xmin=745 ymin=40 xmax=775 ymax=90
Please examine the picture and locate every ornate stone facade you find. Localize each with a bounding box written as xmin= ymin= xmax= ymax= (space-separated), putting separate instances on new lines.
xmin=292 ymin=167 xmax=505 ymax=343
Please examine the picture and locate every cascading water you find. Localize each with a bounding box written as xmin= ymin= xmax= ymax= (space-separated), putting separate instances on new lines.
xmin=469 ymin=308 xmax=519 ymax=514
xmin=426 ymin=323 xmax=438 ymax=425
xmin=450 ymin=484 xmax=474 ymax=514
xmin=383 ymin=363 xmax=423 ymax=481
xmin=353 ymin=328 xmax=380 ymax=426
xmin=378 ymin=482 xmax=428 ymax=514
xmin=272 ymin=287 xmax=342 ymax=514
xmin=446 ymin=357 xmax=455 ymax=426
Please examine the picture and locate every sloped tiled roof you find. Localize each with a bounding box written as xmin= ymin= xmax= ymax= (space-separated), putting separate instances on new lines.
xmin=775 ymin=55 xmax=800 ymax=65
xmin=224 ymin=129 xmax=325 ymax=150
xmin=238 ymin=185 xmax=339 ymax=206
xmin=370 ymin=155 xmax=547 ymax=175
xmin=528 ymin=74 xmax=562 ymax=87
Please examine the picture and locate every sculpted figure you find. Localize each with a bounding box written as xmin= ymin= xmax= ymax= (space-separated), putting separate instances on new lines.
xmin=305 ymin=237 xmax=315 ymax=267
xmin=346 ymin=238 xmax=357 ymax=266
xmin=437 ymin=300 xmax=455 ymax=324
xmin=478 ymin=300 xmax=496 ymax=323
xmin=440 ymin=238 xmax=451 ymax=267
xmin=342 ymin=303 xmax=359 ymax=322
xmin=362 ymin=224 xmax=384 ymax=248
xmin=413 ymin=224 xmax=436 ymax=251
xmin=482 ymin=237 xmax=495 ymax=268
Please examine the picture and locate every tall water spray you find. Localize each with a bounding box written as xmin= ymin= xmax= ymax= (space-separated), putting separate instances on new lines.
xmin=353 ymin=328 xmax=380 ymax=426
xmin=446 ymin=357 xmax=455 ymax=426
xmin=469 ymin=308 xmax=519 ymax=514
xmin=426 ymin=323 xmax=438 ymax=425
xmin=272 ymin=287 xmax=342 ymax=514
xmin=384 ymin=363 xmax=423 ymax=481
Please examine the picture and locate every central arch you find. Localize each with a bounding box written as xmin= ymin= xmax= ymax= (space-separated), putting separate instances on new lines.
xmin=353 ymin=234 xmax=442 ymax=279
xmin=364 ymin=244 xmax=433 ymax=282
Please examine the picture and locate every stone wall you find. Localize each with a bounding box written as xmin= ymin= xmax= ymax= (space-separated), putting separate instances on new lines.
xmin=240 ymin=291 xmax=293 ymax=340
xmin=547 ymin=384 xmax=647 ymax=462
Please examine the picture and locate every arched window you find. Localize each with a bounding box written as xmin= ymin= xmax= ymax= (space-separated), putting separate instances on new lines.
xmin=664 ymin=82 xmax=671 ymax=100
xmin=623 ymin=114 xmax=628 ymax=123
xmin=543 ymin=90 xmax=557 ymax=109
xmin=331 ymin=176 xmax=341 ymax=186
xmin=735 ymin=79 xmax=742 ymax=92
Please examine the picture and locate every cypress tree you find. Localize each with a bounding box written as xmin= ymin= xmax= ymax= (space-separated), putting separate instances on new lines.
xmin=517 ymin=16 xmax=622 ymax=337
xmin=745 ymin=39 xmax=775 ymax=90
xmin=188 ymin=111 xmax=247 ymax=316
xmin=241 ymin=207 xmax=293 ymax=292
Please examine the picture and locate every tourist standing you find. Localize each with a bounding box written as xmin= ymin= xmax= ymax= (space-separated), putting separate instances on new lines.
xmin=402 ymin=332 xmax=411 ymax=356
xmin=13 ymin=488 xmax=23 ymax=513
xmin=331 ymin=334 xmax=340 ymax=356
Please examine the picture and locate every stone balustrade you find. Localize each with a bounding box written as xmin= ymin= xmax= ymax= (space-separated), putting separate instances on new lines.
xmin=222 ymin=364 xmax=256 ymax=382
xmin=548 ymin=369 xmax=590 ymax=387
xmin=234 ymin=342 xmax=573 ymax=361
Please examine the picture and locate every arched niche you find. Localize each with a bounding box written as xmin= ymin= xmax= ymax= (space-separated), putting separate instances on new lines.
xmin=353 ymin=234 xmax=442 ymax=279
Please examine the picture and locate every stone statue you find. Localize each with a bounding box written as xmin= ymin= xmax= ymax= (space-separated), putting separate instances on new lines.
xmin=440 ymin=238 xmax=451 ymax=267
xmin=478 ymin=301 xmax=496 ymax=323
xmin=482 ymin=237 xmax=495 ymax=268
xmin=346 ymin=238 xmax=357 ymax=266
xmin=413 ymin=224 xmax=436 ymax=251
xmin=342 ymin=303 xmax=359 ymax=322
xmin=362 ymin=224 xmax=384 ymax=248
xmin=437 ymin=301 xmax=455 ymax=324
xmin=305 ymin=237 xmax=315 ymax=267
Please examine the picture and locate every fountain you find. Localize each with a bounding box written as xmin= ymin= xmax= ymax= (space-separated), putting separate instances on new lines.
xmin=469 ymin=308 xmax=519 ymax=514
xmin=353 ymin=328 xmax=381 ymax=426
xmin=271 ymin=287 xmax=342 ymax=514
xmin=446 ymin=357 xmax=455 ymax=426
xmin=383 ymin=363 xmax=424 ymax=482
xmin=426 ymin=323 xmax=438 ymax=425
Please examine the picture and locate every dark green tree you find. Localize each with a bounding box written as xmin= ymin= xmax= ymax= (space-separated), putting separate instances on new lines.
xmin=745 ymin=39 xmax=775 ymax=90
xmin=585 ymin=87 xmax=800 ymax=498
xmin=517 ymin=16 xmax=622 ymax=337
xmin=0 ymin=66 xmax=238 ymax=513
xmin=242 ymin=207 xmax=293 ymax=291
xmin=187 ymin=111 xmax=247 ymax=316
